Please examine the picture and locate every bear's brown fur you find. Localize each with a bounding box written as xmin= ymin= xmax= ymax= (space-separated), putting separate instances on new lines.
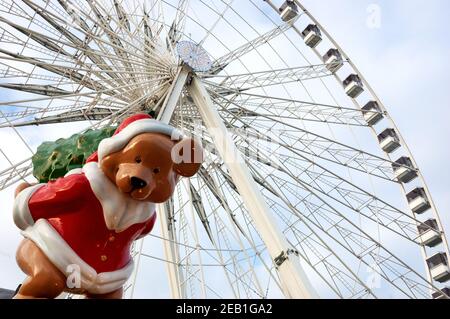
xmin=14 ymin=132 xmax=202 ymax=299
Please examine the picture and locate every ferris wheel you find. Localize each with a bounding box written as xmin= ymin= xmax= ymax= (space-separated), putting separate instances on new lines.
xmin=0 ymin=0 xmax=449 ymax=299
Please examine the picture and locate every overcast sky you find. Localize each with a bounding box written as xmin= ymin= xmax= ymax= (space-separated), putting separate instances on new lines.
xmin=0 ymin=0 xmax=449 ymax=298
xmin=301 ymin=0 xmax=450 ymax=234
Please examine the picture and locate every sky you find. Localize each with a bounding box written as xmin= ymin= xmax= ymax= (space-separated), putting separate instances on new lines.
xmin=301 ymin=0 xmax=450 ymax=233
xmin=0 ymin=0 xmax=449 ymax=298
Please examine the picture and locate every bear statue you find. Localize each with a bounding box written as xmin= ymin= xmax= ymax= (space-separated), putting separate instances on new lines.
xmin=12 ymin=114 xmax=203 ymax=299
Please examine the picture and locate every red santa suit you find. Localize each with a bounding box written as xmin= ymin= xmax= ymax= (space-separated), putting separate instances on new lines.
xmin=13 ymin=114 xmax=182 ymax=294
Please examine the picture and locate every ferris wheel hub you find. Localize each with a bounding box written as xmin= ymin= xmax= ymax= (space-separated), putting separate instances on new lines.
xmin=176 ymin=41 xmax=212 ymax=72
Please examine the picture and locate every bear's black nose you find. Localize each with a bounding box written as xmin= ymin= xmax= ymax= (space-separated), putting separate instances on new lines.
xmin=130 ymin=177 xmax=147 ymax=190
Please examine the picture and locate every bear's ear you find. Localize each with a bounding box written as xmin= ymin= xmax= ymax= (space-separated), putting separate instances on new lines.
xmin=100 ymin=152 xmax=120 ymax=182
xmin=172 ymin=138 xmax=203 ymax=177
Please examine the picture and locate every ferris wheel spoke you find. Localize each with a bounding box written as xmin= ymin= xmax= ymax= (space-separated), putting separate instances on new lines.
xmin=113 ymin=0 xmax=131 ymax=31
xmin=170 ymin=182 xmax=244 ymax=298
xmin=0 ymin=24 xmax=163 ymax=96
xmin=0 ymin=103 xmax=120 ymax=123
xmin=0 ymin=50 xmax=163 ymax=88
xmin=82 ymin=2 xmax=162 ymax=101
xmin=44 ymin=0 xmax=172 ymax=69
xmin=0 ymin=47 xmax=108 ymax=92
xmin=187 ymin=77 xmax=318 ymax=298
xmin=213 ymin=95 xmax=398 ymax=181
xmin=69 ymin=0 xmax=159 ymax=62
xmin=0 ymin=75 xmax=171 ymax=113
xmin=204 ymin=64 xmax=332 ymax=90
xmin=189 ymin=182 xmax=215 ymax=244
xmin=184 ymin=115 xmax=396 ymax=233
xmin=197 ymin=167 xmax=248 ymax=237
xmin=221 ymin=106 xmax=368 ymax=128
xmin=83 ymin=1 xmax=141 ymax=68
xmin=142 ymin=5 xmax=167 ymax=58
xmin=0 ymin=64 xmax=64 ymax=83
xmin=0 ymin=156 xmax=33 ymax=191
xmin=0 ymin=106 xmax=119 ymax=128
xmin=167 ymin=0 xmax=190 ymax=46
xmin=247 ymin=161 xmax=438 ymax=299
xmin=230 ymin=129 xmax=423 ymax=243
xmin=200 ymin=168 xmax=284 ymax=298
xmin=0 ymin=7 xmax=119 ymax=78
xmin=186 ymin=176 xmax=271 ymax=298
xmin=177 ymin=113 xmax=380 ymax=299
xmin=197 ymin=0 xmax=234 ymax=46
xmin=276 ymin=130 xmax=394 ymax=181
xmin=181 ymin=107 xmax=430 ymax=247
xmin=0 ymin=50 xmax=171 ymax=78
xmin=285 ymin=230 xmax=375 ymax=298
xmin=211 ymin=115 xmax=420 ymax=251
xmin=176 ymin=119 xmax=270 ymax=250
xmin=0 ymin=15 xmax=73 ymax=56
xmin=208 ymin=20 xmax=295 ymax=74
xmin=284 ymin=223 xmax=375 ymax=298
xmin=0 ymin=83 xmax=73 ymax=97
xmin=212 ymin=157 xmax=377 ymax=299
xmin=213 ymin=92 xmax=370 ymax=127
xmin=19 ymin=0 xmax=109 ymax=67
xmin=0 ymin=92 xmax=126 ymax=128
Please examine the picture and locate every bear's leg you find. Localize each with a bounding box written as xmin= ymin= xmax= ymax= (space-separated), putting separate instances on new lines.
xmin=15 ymin=239 xmax=67 ymax=299
xmin=85 ymin=287 xmax=123 ymax=299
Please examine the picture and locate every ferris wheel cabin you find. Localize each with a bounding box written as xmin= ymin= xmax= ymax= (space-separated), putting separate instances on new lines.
xmin=343 ymin=74 xmax=364 ymax=98
xmin=323 ymin=49 xmax=344 ymax=73
xmin=362 ymin=101 xmax=384 ymax=126
xmin=418 ymin=219 xmax=443 ymax=248
xmin=302 ymin=24 xmax=322 ymax=48
xmin=378 ymin=128 xmax=401 ymax=153
xmin=392 ymin=156 xmax=417 ymax=183
xmin=426 ymin=253 xmax=450 ymax=283
xmin=432 ymin=287 xmax=450 ymax=299
xmin=407 ymin=187 xmax=431 ymax=214
xmin=278 ymin=1 xmax=299 ymax=22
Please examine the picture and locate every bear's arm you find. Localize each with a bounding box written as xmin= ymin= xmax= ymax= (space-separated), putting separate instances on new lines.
xmin=136 ymin=212 xmax=157 ymax=240
xmin=13 ymin=174 xmax=90 ymax=229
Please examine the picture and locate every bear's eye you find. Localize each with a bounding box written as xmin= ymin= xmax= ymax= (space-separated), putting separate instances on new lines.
xmin=153 ymin=167 xmax=160 ymax=174
xmin=135 ymin=156 xmax=142 ymax=164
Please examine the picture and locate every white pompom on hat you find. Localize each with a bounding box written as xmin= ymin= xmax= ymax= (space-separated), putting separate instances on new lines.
xmin=97 ymin=113 xmax=182 ymax=161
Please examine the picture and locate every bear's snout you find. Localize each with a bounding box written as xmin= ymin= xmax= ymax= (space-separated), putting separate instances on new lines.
xmin=114 ymin=163 xmax=156 ymax=200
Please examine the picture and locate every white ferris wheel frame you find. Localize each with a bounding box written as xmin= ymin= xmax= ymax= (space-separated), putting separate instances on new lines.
xmin=0 ymin=0 xmax=448 ymax=299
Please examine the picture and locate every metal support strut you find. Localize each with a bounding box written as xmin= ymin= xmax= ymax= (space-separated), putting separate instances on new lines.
xmin=187 ymin=75 xmax=318 ymax=299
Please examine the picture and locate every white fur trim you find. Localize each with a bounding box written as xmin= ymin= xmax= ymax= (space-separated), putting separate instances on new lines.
xmin=22 ymin=219 xmax=134 ymax=295
xmin=97 ymin=119 xmax=182 ymax=161
xmin=65 ymin=168 xmax=83 ymax=177
xmin=83 ymin=162 xmax=156 ymax=232
xmin=13 ymin=184 xmax=45 ymax=230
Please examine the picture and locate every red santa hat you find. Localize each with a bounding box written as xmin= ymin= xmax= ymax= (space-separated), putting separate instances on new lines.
xmin=95 ymin=113 xmax=182 ymax=162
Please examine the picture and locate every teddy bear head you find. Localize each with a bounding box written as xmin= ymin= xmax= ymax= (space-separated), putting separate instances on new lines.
xmin=95 ymin=114 xmax=203 ymax=203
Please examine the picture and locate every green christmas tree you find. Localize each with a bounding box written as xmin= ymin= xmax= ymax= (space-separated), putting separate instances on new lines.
xmin=32 ymin=127 xmax=116 ymax=183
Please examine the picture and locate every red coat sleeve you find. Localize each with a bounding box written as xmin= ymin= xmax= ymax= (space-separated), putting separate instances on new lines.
xmin=136 ymin=212 xmax=157 ymax=240
xmin=28 ymin=173 xmax=90 ymax=222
